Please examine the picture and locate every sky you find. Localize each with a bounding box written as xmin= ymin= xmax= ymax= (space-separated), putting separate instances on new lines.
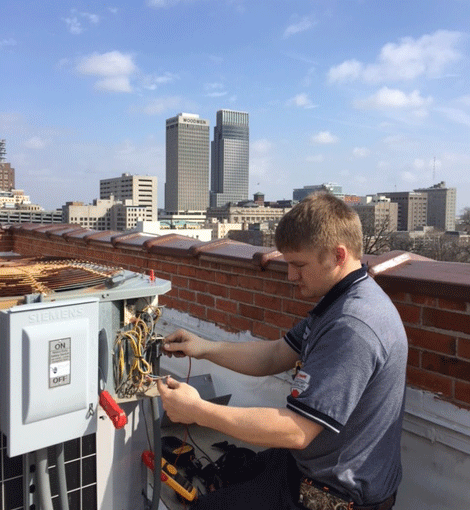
xmin=1 ymin=0 xmax=470 ymax=213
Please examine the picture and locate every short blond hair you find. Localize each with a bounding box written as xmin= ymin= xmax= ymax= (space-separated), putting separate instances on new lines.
xmin=275 ymin=193 xmax=363 ymax=259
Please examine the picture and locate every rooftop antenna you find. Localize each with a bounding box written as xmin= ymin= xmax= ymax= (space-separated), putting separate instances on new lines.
xmin=433 ymin=156 xmax=436 ymax=183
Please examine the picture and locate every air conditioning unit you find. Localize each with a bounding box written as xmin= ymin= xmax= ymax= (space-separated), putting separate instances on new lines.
xmin=0 ymin=256 xmax=171 ymax=509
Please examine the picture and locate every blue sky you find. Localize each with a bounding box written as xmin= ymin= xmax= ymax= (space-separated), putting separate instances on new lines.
xmin=1 ymin=0 xmax=470 ymax=213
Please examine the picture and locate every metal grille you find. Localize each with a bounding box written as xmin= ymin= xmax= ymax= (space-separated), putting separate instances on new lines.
xmin=0 ymin=258 xmax=123 ymax=300
xmin=0 ymin=433 xmax=97 ymax=510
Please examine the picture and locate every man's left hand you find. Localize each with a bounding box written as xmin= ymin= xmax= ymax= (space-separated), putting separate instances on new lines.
xmin=157 ymin=377 xmax=203 ymax=425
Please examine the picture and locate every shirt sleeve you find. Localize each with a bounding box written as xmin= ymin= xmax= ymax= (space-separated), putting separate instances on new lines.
xmin=286 ymin=316 xmax=379 ymax=433
xmin=283 ymin=316 xmax=309 ymax=354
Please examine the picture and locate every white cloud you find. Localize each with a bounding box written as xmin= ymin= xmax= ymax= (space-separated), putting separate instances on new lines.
xmin=250 ymin=139 xmax=273 ymax=178
xmin=24 ymin=137 xmax=48 ymax=149
xmin=436 ymin=107 xmax=470 ymax=127
xmin=206 ymin=91 xmax=228 ymax=97
xmin=413 ymin=158 xmax=426 ymax=170
xmin=328 ymin=30 xmax=463 ymax=84
xmin=77 ymin=51 xmax=136 ymax=76
xmin=354 ymin=87 xmax=432 ymax=110
xmin=283 ymin=16 xmax=315 ymax=39
xmin=401 ymin=171 xmax=418 ymax=182
xmin=204 ymin=82 xmax=227 ymax=97
xmin=0 ymin=38 xmax=17 ymax=48
xmin=76 ymin=51 xmax=137 ymax=92
xmin=142 ymin=72 xmax=179 ymax=90
xmin=457 ymin=95 xmax=470 ymax=106
xmin=95 ymin=76 xmax=132 ymax=93
xmin=352 ymin=147 xmax=370 ymax=158
xmin=327 ymin=59 xmax=363 ymax=83
xmin=251 ymin=139 xmax=272 ymax=154
xmin=64 ymin=17 xmax=83 ymax=35
xmin=63 ymin=10 xmax=100 ymax=34
xmin=311 ymin=131 xmax=338 ymax=144
xmin=382 ymin=134 xmax=406 ymax=146
xmin=142 ymin=96 xmax=182 ymax=115
xmin=286 ymin=93 xmax=317 ymax=109
xmin=306 ymin=154 xmax=324 ymax=163
xmin=81 ymin=12 xmax=100 ymax=24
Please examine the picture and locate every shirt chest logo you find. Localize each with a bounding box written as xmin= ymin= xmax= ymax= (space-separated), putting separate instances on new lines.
xmin=291 ymin=370 xmax=311 ymax=398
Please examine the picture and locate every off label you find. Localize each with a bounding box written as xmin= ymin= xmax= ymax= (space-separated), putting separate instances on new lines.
xmin=49 ymin=338 xmax=71 ymax=388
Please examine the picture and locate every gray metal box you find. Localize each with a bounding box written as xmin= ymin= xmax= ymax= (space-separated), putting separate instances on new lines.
xmin=0 ymin=297 xmax=99 ymax=456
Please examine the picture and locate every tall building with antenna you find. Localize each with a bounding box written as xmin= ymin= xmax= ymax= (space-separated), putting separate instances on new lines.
xmin=210 ymin=109 xmax=249 ymax=208
xmin=414 ymin=182 xmax=456 ymax=231
xmin=0 ymin=140 xmax=15 ymax=191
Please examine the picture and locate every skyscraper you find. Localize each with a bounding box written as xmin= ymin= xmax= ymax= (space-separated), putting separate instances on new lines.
xmin=210 ymin=109 xmax=249 ymax=208
xmin=165 ymin=113 xmax=210 ymax=213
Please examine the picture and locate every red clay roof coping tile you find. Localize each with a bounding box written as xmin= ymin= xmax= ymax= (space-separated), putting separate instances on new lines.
xmin=63 ymin=228 xmax=100 ymax=241
xmin=111 ymin=232 xmax=151 ymax=248
xmin=84 ymin=231 xmax=119 ymax=244
xmin=144 ymin=234 xmax=203 ymax=257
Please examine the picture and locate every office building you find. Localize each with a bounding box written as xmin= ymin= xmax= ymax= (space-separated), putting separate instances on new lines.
xmin=379 ymin=191 xmax=428 ymax=231
xmin=414 ymin=182 xmax=456 ymax=231
xmin=353 ymin=196 xmax=398 ymax=234
xmin=0 ymin=139 xmax=15 ymax=191
xmin=293 ymin=183 xmax=344 ymax=202
xmin=100 ymin=173 xmax=158 ymax=222
xmin=165 ymin=113 xmax=210 ymax=213
xmin=210 ymin=109 xmax=249 ymax=208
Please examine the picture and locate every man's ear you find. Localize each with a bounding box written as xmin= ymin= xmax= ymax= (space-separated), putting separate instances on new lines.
xmin=335 ymin=245 xmax=347 ymax=265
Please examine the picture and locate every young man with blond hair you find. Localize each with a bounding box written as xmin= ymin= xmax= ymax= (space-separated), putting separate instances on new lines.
xmin=158 ymin=193 xmax=406 ymax=510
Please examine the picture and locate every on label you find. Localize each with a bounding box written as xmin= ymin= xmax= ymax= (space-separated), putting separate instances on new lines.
xmin=49 ymin=338 xmax=71 ymax=388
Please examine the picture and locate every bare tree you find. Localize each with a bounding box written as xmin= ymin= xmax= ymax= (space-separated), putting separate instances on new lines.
xmin=362 ymin=215 xmax=394 ymax=255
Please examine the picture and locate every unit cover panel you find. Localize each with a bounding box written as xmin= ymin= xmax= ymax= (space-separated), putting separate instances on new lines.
xmin=0 ymin=297 xmax=99 ymax=457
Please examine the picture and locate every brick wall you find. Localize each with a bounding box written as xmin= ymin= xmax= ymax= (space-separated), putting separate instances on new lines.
xmin=2 ymin=223 xmax=470 ymax=409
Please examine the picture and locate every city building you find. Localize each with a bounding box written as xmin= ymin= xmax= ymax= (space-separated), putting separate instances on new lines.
xmin=353 ymin=195 xmax=399 ymax=234
xmin=379 ymin=191 xmax=428 ymax=231
xmin=0 ymin=207 xmax=63 ymax=224
xmin=165 ymin=113 xmax=210 ymax=213
xmin=0 ymin=139 xmax=15 ymax=191
xmin=210 ymin=109 xmax=249 ymax=208
xmin=206 ymin=202 xmax=292 ymax=224
xmin=0 ymin=189 xmax=31 ymax=208
xmin=100 ymin=173 xmax=158 ymax=222
xmin=63 ymin=198 xmax=151 ymax=232
xmin=293 ymin=183 xmax=344 ymax=201
xmin=414 ymin=182 xmax=457 ymax=231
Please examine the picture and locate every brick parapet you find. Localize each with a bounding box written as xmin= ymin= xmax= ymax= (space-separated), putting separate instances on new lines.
xmin=2 ymin=223 xmax=470 ymax=409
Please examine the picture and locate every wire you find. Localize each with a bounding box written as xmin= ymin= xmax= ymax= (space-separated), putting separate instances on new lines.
xmin=113 ymin=306 xmax=164 ymax=399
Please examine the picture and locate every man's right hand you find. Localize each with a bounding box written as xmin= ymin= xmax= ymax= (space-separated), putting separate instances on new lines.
xmin=162 ymin=329 xmax=209 ymax=359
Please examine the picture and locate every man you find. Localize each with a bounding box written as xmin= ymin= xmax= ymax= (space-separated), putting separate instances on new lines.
xmin=157 ymin=193 xmax=407 ymax=510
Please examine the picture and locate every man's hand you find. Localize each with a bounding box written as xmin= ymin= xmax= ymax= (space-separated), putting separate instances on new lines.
xmin=157 ymin=377 xmax=204 ymax=425
xmin=162 ymin=329 xmax=210 ymax=359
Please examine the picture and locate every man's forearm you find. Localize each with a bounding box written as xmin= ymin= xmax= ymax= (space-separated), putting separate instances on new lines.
xmin=203 ymin=338 xmax=297 ymax=376
xmin=194 ymin=400 xmax=322 ymax=450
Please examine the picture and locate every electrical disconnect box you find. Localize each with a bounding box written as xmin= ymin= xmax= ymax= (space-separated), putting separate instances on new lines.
xmin=0 ymin=297 xmax=99 ymax=457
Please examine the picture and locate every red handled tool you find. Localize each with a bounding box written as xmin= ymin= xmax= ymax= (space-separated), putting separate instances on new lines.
xmin=99 ymin=391 xmax=127 ymax=429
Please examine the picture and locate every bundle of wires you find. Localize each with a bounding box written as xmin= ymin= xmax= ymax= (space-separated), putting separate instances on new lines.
xmin=113 ymin=306 xmax=164 ymax=399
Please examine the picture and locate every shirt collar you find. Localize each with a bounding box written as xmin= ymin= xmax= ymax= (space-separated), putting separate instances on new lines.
xmin=310 ymin=264 xmax=368 ymax=317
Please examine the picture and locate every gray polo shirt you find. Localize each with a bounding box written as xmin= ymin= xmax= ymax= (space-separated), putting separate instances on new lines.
xmin=284 ymin=266 xmax=407 ymax=505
